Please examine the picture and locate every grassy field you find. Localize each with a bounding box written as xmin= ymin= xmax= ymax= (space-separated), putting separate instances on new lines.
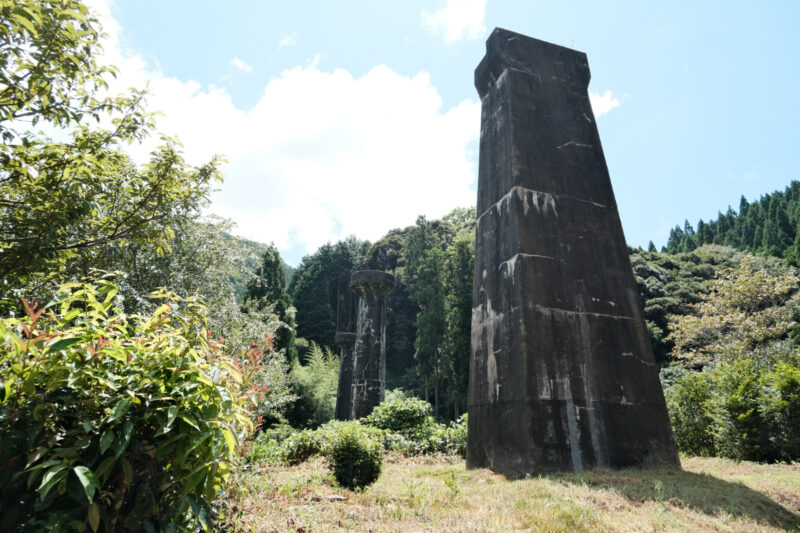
xmin=222 ymin=454 xmax=800 ymax=532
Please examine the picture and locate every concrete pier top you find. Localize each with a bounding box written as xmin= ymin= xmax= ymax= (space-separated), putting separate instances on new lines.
xmin=475 ymin=28 xmax=590 ymax=98
xmin=350 ymin=270 xmax=395 ymax=291
xmin=334 ymin=332 xmax=357 ymax=347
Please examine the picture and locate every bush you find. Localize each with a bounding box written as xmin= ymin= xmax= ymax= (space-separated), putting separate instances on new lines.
xmin=664 ymin=356 xmax=800 ymax=462
xmin=363 ymin=397 xmax=434 ymax=434
xmin=665 ymin=368 xmax=717 ymax=456
xmin=0 ymin=281 xmax=261 ymax=532
xmin=247 ymin=425 xmax=295 ymax=466
xmin=322 ymin=421 xmax=383 ymax=490
xmin=444 ymin=414 xmax=468 ymax=458
xmin=708 ymin=359 xmax=772 ymax=461
xmin=282 ymin=430 xmax=323 ymax=466
xmin=363 ymin=397 xmax=467 ymax=457
xmin=761 ymin=362 xmax=800 ymax=460
xmin=284 ymin=343 xmax=339 ymax=428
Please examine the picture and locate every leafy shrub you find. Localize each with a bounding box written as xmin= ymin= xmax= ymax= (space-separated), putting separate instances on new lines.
xmin=444 ymin=414 xmax=468 ymax=458
xmin=707 ymin=359 xmax=772 ymax=461
xmin=664 ymin=369 xmax=717 ymax=456
xmin=664 ymin=356 xmax=800 ymax=462
xmin=282 ymin=430 xmax=323 ymax=466
xmin=252 ymin=421 xmax=383 ymax=490
xmin=363 ymin=397 xmax=434 ymax=434
xmin=322 ymin=421 xmax=383 ymax=490
xmin=0 ymin=281 xmax=263 ymax=532
xmin=246 ymin=424 xmax=295 ymax=466
xmin=760 ymin=362 xmax=800 ymax=460
xmin=384 ymin=388 xmax=409 ymax=403
xmin=285 ymin=343 xmax=339 ymax=428
xmin=363 ymin=397 xmax=467 ymax=457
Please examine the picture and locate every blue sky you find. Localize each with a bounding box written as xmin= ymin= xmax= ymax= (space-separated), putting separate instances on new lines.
xmin=93 ymin=0 xmax=800 ymax=265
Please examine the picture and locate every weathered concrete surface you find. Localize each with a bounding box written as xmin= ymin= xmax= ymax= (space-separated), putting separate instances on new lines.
xmin=334 ymin=332 xmax=357 ymax=420
xmin=350 ymin=270 xmax=394 ymax=419
xmin=467 ymin=28 xmax=680 ymax=475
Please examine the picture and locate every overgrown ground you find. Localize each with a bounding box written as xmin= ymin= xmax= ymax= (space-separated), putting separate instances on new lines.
xmin=222 ymin=455 xmax=800 ymax=532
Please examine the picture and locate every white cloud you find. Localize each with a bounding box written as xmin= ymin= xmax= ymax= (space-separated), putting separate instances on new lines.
xmin=278 ymin=33 xmax=298 ymax=48
xmin=422 ymin=0 xmax=487 ymax=43
xmin=589 ymin=90 xmax=621 ymax=117
xmin=82 ymin=0 xmax=479 ymax=261
xmin=207 ymin=66 xmax=479 ymax=254
xmin=230 ymin=57 xmax=252 ymax=73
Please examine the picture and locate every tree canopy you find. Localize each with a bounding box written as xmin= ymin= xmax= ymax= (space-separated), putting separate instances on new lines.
xmin=663 ymin=181 xmax=800 ymax=264
xmin=0 ymin=0 xmax=222 ymax=311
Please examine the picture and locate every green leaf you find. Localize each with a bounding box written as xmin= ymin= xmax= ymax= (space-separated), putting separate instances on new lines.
xmin=94 ymin=456 xmax=115 ymax=482
xmin=73 ymin=466 xmax=100 ymax=503
xmin=99 ymin=429 xmax=114 ymax=453
xmin=13 ymin=13 xmax=36 ymax=34
xmin=178 ymin=432 xmax=211 ymax=464
xmin=187 ymin=495 xmax=211 ymax=531
xmin=180 ymin=415 xmax=200 ymax=430
xmin=221 ymin=428 xmax=237 ymax=456
xmin=63 ymin=309 xmax=82 ymax=322
xmin=45 ymin=336 xmax=82 ymax=353
xmin=39 ymin=465 xmax=69 ymax=500
xmin=25 ymin=447 xmax=49 ymax=469
xmin=106 ymin=399 xmax=131 ymax=423
xmin=26 ymin=459 xmax=63 ymax=473
xmin=114 ymin=420 xmax=133 ymax=458
xmin=156 ymin=405 xmax=179 ymax=436
xmin=182 ymin=467 xmax=208 ymax=494
xmin=103 ymin=286 xmax=119 ymax=305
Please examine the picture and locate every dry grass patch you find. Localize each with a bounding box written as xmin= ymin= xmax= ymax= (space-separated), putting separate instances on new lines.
xmin=220 ymin=454 xmax=800 ymax=532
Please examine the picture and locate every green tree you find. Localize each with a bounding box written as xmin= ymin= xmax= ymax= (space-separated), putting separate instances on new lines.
xmin=668 ymin=254 xmax=800 ymax=366
xmin=663 ymin=181 xmax=800 ymax=264
xmin=631 ymin=245 xmax=744 ymax=362
xmin=0 ymin=0 xmax=222 ymax=310
xmin=0 ymin=280 xmax=270 ymax=531
xmin=403 ymin=217 xmax=450 ymax=415
xmin=441 ymin=235 xmax=474 ymax=419
xmin=245 ymin=245 xmax=297 ymax=359
xmin=0 ymin=0 xmax=293 ymax=426
xmin=413 ymin=246 xmax=446 ymax=416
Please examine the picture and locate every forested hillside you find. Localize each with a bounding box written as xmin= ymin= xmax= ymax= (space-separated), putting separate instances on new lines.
xmin=225 ymin=233 xmax=293 ymax=299
xmin=663 ymin=180 xmax=800 ymax=263
xmin=282 ymin=181 xmax=800 ymax=420
xmin=288 ymin=208 xmax=475 ymax=420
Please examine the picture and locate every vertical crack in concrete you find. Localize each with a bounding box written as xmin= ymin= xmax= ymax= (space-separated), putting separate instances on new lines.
xmin=560 ymin=376 xmax=583 ymax=472
xmin=576 ymin=293 xmax=608 ymax=468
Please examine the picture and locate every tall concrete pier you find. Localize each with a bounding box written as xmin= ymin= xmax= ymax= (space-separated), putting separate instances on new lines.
xmin=350 ymin=270 xmax=394 ymax=419
xmin=334 ymin=332 xmax=357 ymax=420
xmin=467 ymin=28 xmax=679 ymax=474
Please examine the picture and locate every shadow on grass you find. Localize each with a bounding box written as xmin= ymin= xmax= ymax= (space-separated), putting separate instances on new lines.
xmin=548 ymin=466 xmax=800 ymax=530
